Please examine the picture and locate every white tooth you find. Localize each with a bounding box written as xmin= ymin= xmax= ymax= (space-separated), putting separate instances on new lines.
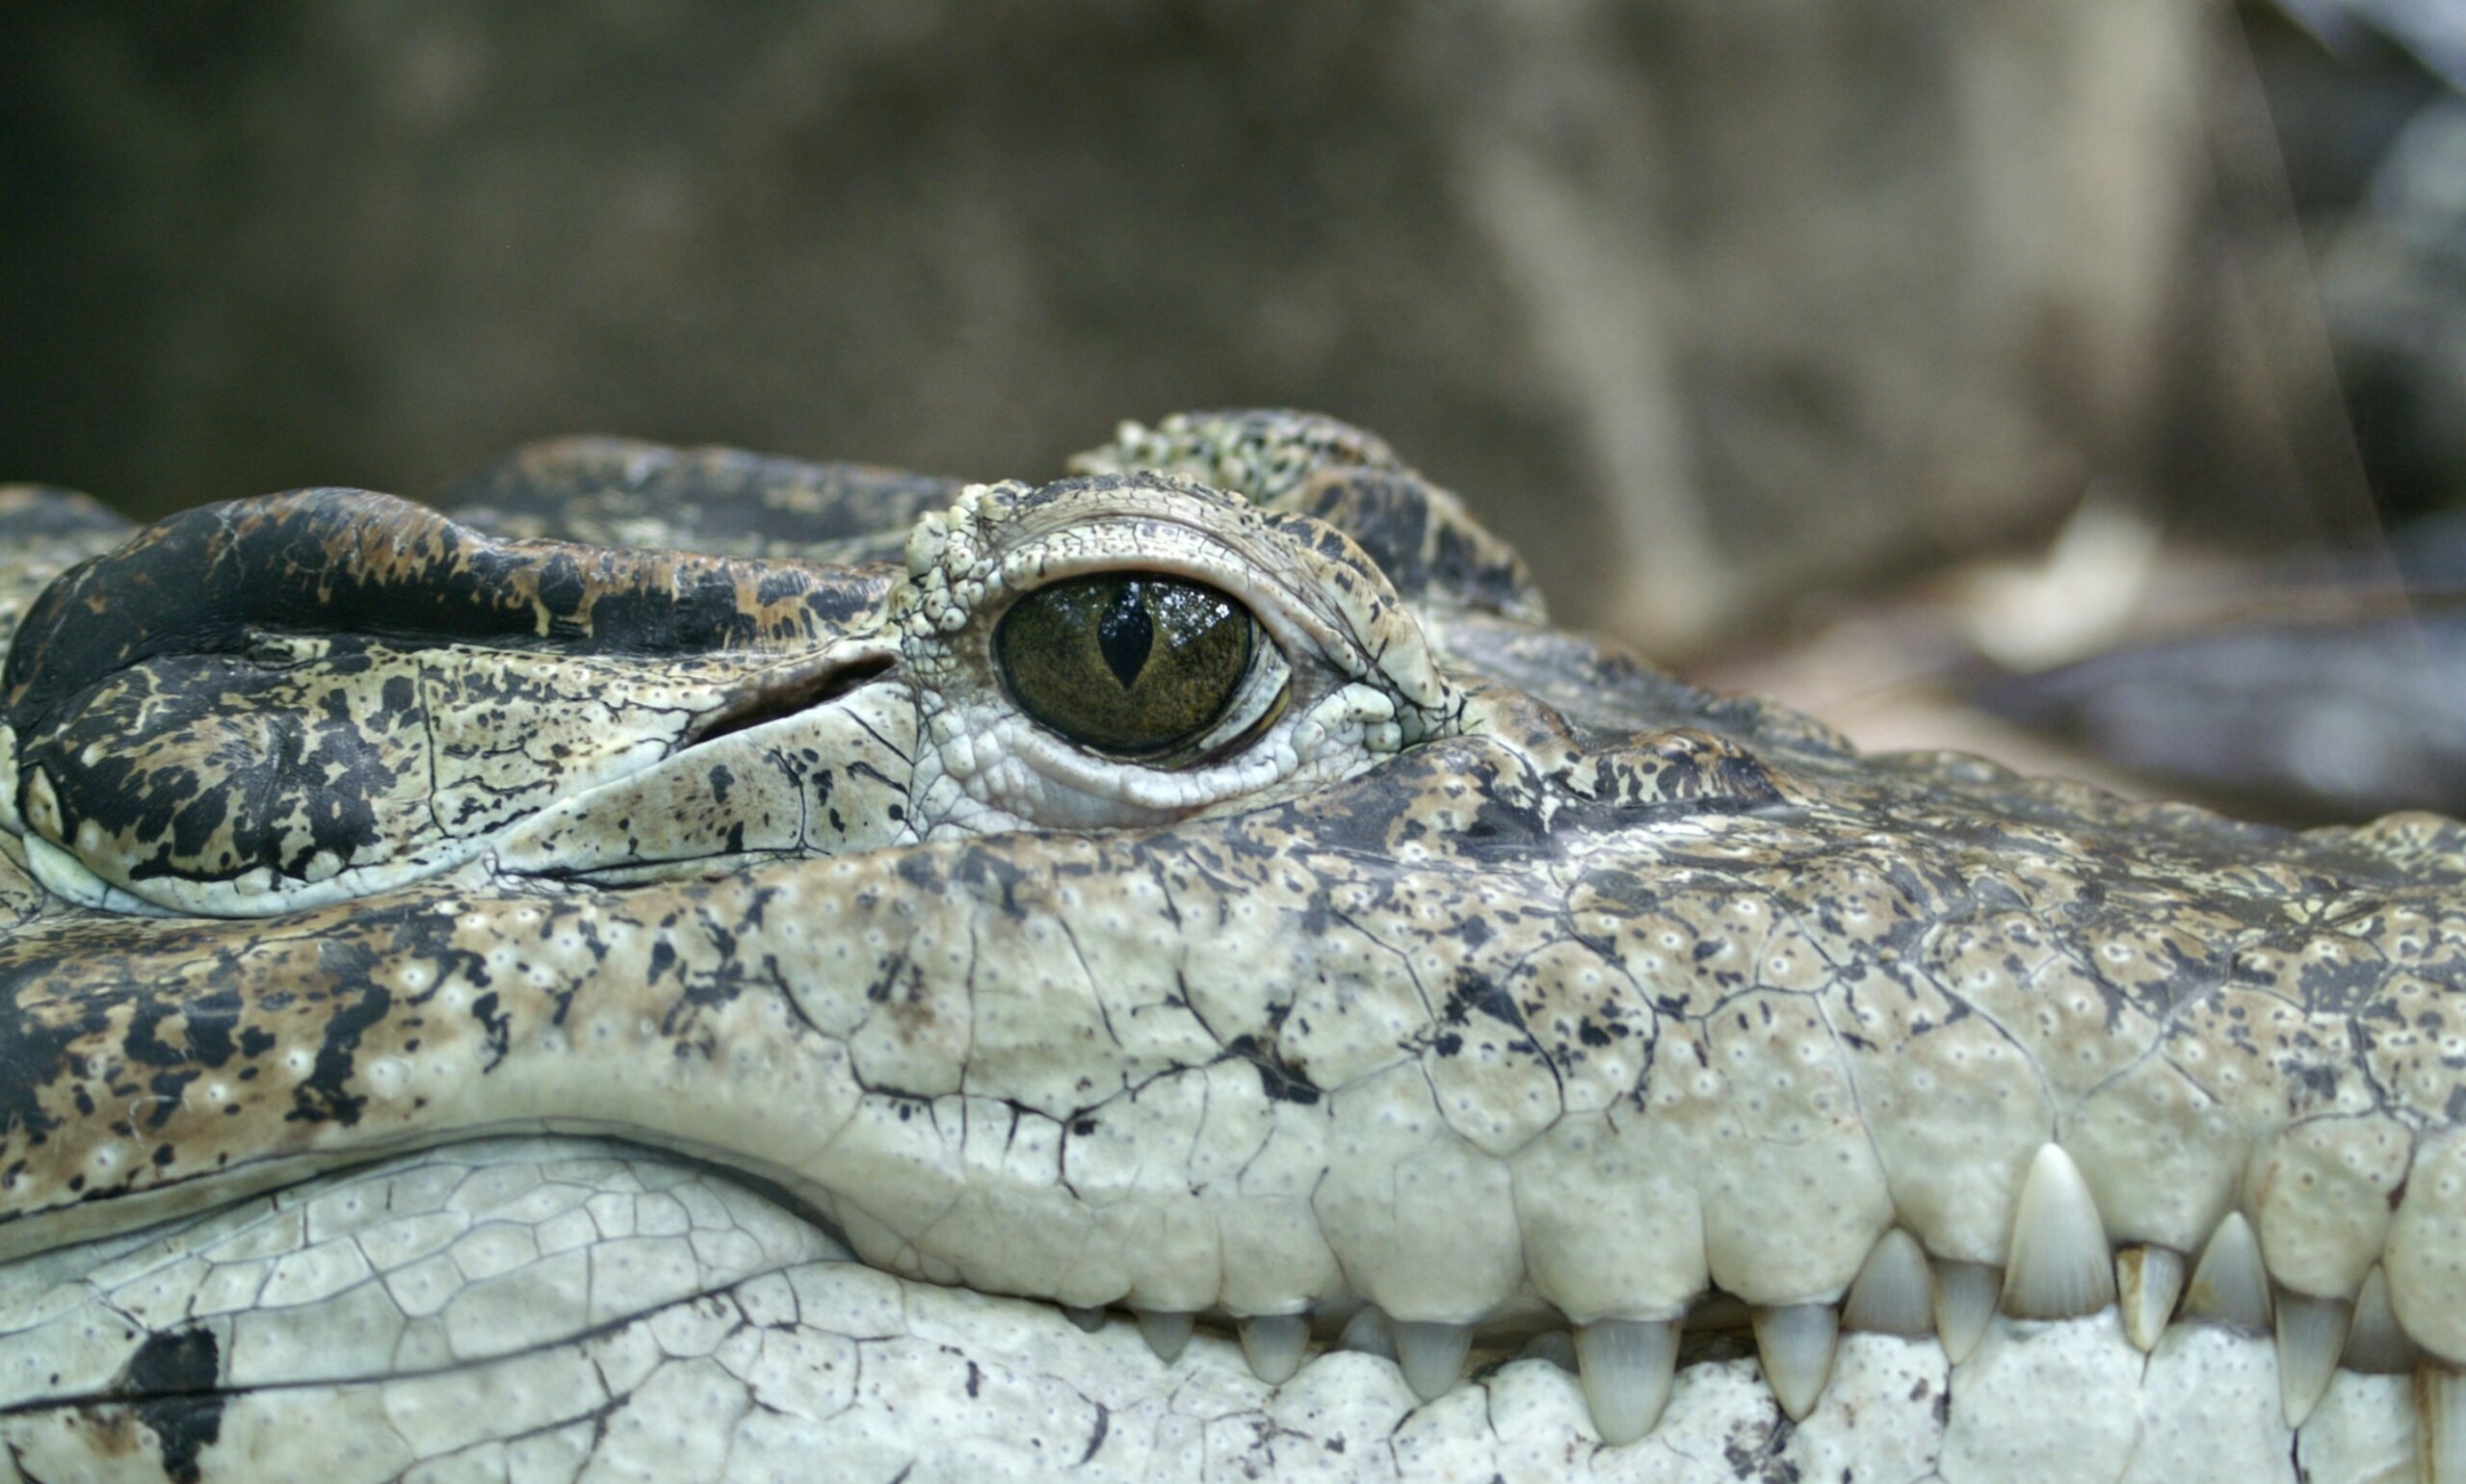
xmin=1574 ymin=1318 xmax=1680 ymax=1445
xmin=2181 ymin=1212 xmax=2270 ymax=1333
xmin=2422 ymin=1364 xmax=2466 ymax=1484
xmin=1842 ymin=1230 xmax=1932 ymax=1338
xmin=2341 ymin=1266 xmax=2415 ymax=1375
xmin=1339 ymin=1305 xmax=1397 ymax=1362
xmin=1752 ymin=1303 xmax=1839 ymax=1421
xmin=1137 ymin=1308 xmax=1195 ymax=1364
xmin=2115 ymin=1244 xmax=2185 ymax=1352
xmin=2273 ymin=1289 xmax=2350 ymax=1427
xmin=1934 ymin=1261 xmax=2002 ymax=1364
xmin=1065 ymin=1305 xmax=1107 ymax=1334
xmin=1239 ymin=1314 xmax=1310 ymax=1385
xmin=2001 ymin=1144 xmax=2117 ymax=1320
xmin=1393 ymin=1319 xmax=1473 ymax=1402
xmin=1519 ymin=1331 xmax=1577 ymax=1371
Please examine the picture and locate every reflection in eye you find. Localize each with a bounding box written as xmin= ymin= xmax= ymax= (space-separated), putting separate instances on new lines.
xmin=996 ymin=573 xmax=1257 ymax=755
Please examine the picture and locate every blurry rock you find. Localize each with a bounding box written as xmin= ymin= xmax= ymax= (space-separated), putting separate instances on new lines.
xmin=0 ymin=1 xmax=2243 ymax=647
xmin=1965 ymin=510 xmax=2466 ymax=823
xmin=2272 ymin=0 xmax=2466 ymax=90
xmin=2319 ymin=96 xmax=2466 ymax=517
xmin=1696 ymin=494 xmax=2466 ymax=825
xmin=1975 ymin=601 xmax=2466 ymax=822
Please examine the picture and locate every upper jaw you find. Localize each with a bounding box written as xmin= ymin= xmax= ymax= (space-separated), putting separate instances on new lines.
xmin=3 ymin=684 xmax=2460 ymax=1454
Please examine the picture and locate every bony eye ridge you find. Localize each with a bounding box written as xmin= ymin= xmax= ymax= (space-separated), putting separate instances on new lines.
xmin=996 ymin=572 xmax=1259 ymax=756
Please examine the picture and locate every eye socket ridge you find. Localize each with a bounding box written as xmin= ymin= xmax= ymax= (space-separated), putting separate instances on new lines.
xmin=992 ymin=569 xmax=1287 ymax=764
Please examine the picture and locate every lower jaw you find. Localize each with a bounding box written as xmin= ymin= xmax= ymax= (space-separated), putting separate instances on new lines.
xmin=0 ymin=1138 xmax=2437 ymax=1484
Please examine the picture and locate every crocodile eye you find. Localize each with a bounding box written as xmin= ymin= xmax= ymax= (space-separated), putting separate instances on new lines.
xmin=996 ymin=573 xmax=1258 ymax=756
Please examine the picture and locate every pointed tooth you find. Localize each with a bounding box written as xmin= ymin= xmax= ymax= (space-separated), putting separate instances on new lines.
xmin=1239 ymin=1314 xmax=1311 ymax=1385
xmin=2115 ymin=1244 xmax=2186 ymax=1352
xmin=1843 ymin=1230 xmax=1933 ymax=1337
xmin=1752 ymin=1303 xmax=1840 ymax=1421
xmin=2000 ymin=1144 xmax=2117 ymax=1320
xmin=2273 ymin=1290 xmax=2351 ymax=1427
xmin=1136 ymin=1308 xmax=1195 ymax=1364
xmin=1065 ymin=1305 xmax=1108 ymax=1334
xmin=2420 ymin=1364 xmax=2466 ymax=1483
xmin=1575 ymin=1318 xmax=1680 ymax=1445
xmin=1689 ymin=1291 xmax=1751 ymax=1333
xmin=1393 ymin=1319 xmax=1473 ymax=1402
xmin=2343 ymin=1267 xmax=2416 ymax=1375
xmin=1339 ymin=1305 xmax=1397 ymax=1362
xmin=1519 ymin=1330 xmax=1577 ymax=1371
xmin=2181 ymin=1212 xmax=2271 ymax=1333
xmin=1934 ymin=1261 xmax=2001 ymax=1364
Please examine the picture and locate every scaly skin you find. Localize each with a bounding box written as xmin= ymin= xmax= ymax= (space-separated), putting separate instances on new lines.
xmin=0 ymin=417 xmax=2455 ymax=1482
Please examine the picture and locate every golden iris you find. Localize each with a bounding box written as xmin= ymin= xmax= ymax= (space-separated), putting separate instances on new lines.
xmin=996 ymin=573 xmax=1256 ymax=755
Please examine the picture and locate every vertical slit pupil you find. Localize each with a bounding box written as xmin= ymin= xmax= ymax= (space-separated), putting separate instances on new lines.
xmin=1096 ymin=581 xmax=1154 ymax=688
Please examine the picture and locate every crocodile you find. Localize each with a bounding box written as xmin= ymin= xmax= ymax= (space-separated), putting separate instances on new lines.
xmin=0 ymin=410 xmax=2453 ymax=1482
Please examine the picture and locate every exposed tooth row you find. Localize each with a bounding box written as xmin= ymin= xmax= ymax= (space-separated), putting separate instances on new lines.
xmin=2344 ymin=1267 xmax=2416 ymax=1374
xmin=1839 ymin=1228 xmax=1931 ymax=1338
xmin=1239 ymin=1313 xmax=1311 ymax=1384
xmin=1931 ymin=1259 xmax=2001 ymax=1364
xmin=1750 ymin=1303 xmax=1838 ymax=1420
xmin=2276 ymin=1291 xmax=2351 ymax=1426
xmin=1337 ymin=1304 xmax=1394 ymax=1362
xmin=1135 ymin=1307 xmax=1194 ymax=1363
xmin=1098 ymin=1141 xmax=2466 ymax=1459
xmin=2429 ymin=1369 xmax=2466 ymax=1484
xmin=2115 ymin=1243 xmax=2185 ymax=1350
xmin=2180 ymin=1211 xmax=2268 ymax=1332
xmin=1392 ymin=1318 xmax=1474 ymax=1402
xmin=2000 ymin=1144 xmax=2116 ymax=1321
xmin=1573 ymin=1317 xmax=1678 ymax=1445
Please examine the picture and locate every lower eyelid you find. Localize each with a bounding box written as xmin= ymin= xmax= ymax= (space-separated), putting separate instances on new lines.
xmin=1189 ymin=681 xmax=1292 ymax=768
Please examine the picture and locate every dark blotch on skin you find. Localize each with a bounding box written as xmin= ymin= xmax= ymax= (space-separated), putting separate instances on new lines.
xmin=0 ymin=957 xmax=111 ymax=1144
xmin=3 ymin=487 xmax=841 ymax=729
xmin=119 ymin=1326 xmax=223 ymax=1484
xmin=1442 ymin=970 xmax=1526 ymax=1032
xmin=1223 ymin=1032 xmax=1320 ymax=1105
xmin=281 ymin=940 xmax=396 ymax=1125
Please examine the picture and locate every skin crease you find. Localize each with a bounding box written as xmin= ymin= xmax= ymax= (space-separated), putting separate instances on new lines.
xmin=0 ymin=415 xmax=2453 ymax=1483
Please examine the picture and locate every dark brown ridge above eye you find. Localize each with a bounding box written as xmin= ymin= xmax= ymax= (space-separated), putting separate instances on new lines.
xmin=1 ymin=487 xmax=879 ymax=734
xmin=995 ymin=572 xmax=1256 ymax=756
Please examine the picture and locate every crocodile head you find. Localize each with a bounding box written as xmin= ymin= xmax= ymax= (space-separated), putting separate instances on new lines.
xmin=0 ymin=413 xmax=2456 ymax=1481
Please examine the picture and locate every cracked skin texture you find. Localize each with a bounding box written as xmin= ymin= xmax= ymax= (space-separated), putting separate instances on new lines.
xmin=0 ymin=414 xmax=2456 ymax=1480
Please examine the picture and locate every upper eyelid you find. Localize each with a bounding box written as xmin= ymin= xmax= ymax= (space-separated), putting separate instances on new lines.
xmin=984 ymin=550 xmax=1360 ymax=689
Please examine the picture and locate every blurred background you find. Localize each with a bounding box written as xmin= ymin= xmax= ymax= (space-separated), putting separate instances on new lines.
xmin=5 ymin=1 xmax=2463 ymax=821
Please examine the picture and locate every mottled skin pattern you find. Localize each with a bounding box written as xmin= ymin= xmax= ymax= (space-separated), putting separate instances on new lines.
xmin=0 ymin=416 xmax=2458 ymax=1482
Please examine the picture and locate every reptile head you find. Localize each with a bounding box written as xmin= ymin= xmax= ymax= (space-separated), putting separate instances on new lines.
xmin=0 ymin=412 xmax=2459 ymax=1480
